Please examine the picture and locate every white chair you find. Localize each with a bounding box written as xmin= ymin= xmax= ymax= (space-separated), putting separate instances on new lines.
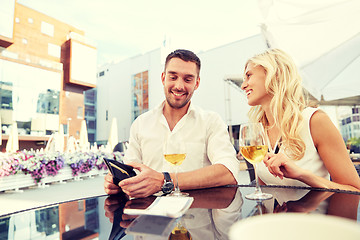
xmin=229 ymin=213 xmax=360 ymax=240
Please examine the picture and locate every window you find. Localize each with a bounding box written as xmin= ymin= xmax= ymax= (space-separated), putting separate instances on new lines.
xmin=0 ymin=82 xmax=13 ymax=110
xmin=77 ymin=107 xmax=83 ymax=119
xmin=48 ymin=43 xmax=61 ymax=58
xmin=88 ymin=120 xmax=96 ymax=129
xmin=99 ymin=71 xmax=105 ymax=77
xmin=41 ymin=21 xmax=54 ymax=37
xmin=36 ymin=89 xmax=59 ymax=114
xmin=22 ymin=38 xmax=28 ymax=44
xmin=132 ymin=71 xmax=149 ymax=120
xmin=0 ymin=59 xmax=61 ymax=135
xmin=28 ymin=18 xmax=33 ymax=24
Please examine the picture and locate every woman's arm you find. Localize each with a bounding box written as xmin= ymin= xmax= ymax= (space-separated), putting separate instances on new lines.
xmin=264 ymin=110 xmax=360 ymax=191
xmin=307 ymin=110 xmax=360 ymax=191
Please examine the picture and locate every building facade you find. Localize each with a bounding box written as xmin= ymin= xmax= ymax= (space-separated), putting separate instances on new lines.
xmin=0 ymin=1 xmax=96 ymax=151
xmin=340 ymin=106 xmax=360 ymax=141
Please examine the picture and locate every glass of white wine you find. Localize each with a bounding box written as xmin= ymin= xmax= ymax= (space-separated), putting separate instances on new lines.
xmin=168 ymin=217 xmax=192 ymax=240
xmin=239 ymin=122 xmax=272 ymax=200
xmin=164 ymin=134 xmax=189 ymax=197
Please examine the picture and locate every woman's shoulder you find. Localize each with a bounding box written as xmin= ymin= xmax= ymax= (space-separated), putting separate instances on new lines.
xmin=308 ymin=108 xmax=337 ymax=146
xmin=302 ymin=106 xmax=319 ymax=117
xmin=307 ymin=108 xmax=329 ymax=124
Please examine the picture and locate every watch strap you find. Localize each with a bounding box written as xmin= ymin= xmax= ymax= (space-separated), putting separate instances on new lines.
xmin=163 ymin=172 xmax=171 ymax=182
xmin=161 ymin=172 xmax=174 ymax=195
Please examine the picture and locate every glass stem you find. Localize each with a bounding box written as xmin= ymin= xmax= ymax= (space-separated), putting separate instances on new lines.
xmin=253 ymin=163 xmax=262 ymax=194
xmin=174 ymin=166 xmax=180 ymax=192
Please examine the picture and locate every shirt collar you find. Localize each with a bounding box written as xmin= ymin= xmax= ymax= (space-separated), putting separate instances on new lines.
xmin=156 ymin=100 xmax=196 ymax=117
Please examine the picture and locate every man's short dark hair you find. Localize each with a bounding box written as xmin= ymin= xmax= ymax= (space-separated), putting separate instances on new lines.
xmin=165 ymin=49 xmax=201 ymax=75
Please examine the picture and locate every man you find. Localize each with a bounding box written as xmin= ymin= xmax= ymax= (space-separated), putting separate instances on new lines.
xmin=104 ymin=49 xmax=239 ymax=198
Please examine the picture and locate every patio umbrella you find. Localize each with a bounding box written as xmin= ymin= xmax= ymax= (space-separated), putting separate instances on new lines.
xmin=258 ymin=0 xmax=360 ymax=104
xmin=6 ymin=122 xmax=19 ymax=153
xmin=108 ymin=118 xmax=119 ymax=152
xmin=0 ymin=118 xmax=2 ymax=146
xmin=5 ymin=127 xmax=12 ymax=153
xmin=79 ymin=120 xmax=89 ymax=151
xmin=55 ymin=124 xmax=65 ymax=152
xmin=66 ymin=136 xmax=78 ymax=153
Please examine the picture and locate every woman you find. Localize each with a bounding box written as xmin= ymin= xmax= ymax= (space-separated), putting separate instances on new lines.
xmin=241 ymin=48 xmax=360 ymax=191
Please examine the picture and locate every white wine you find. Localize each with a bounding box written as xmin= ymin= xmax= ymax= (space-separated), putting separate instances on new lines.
xmin=240 ymin=145 xmax=268 ymax=164
xmin=168 ymin=226 xmax=192 ymax=240
xmin=164 ymin=154 xmax=186 ymax=166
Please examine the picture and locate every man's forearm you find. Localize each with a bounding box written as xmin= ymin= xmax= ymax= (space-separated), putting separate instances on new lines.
xmin=172 ymin=164 xmax=237 ymax=190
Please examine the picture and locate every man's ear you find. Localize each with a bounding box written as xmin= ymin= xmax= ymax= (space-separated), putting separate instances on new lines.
xmin=194 ymin=77 xmax=200 ymax=90
xmin=161 ymin=72 xmax=166 ymax=86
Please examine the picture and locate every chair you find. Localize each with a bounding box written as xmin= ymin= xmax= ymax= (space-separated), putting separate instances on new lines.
xmin=113 ymin=142 xmax=126 ymax=153
xmin=229 ymin=213 xmax=360 ymax=240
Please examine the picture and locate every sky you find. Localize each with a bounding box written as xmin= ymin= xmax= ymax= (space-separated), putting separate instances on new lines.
xmin=17 ymin=0 xmax=263 ymax=67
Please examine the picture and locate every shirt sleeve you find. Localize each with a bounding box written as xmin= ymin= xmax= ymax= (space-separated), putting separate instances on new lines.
xmin=206 ymin=113 xmax=240 ymax=184
xmin=123 ymin=118 xmax=143 ymax=164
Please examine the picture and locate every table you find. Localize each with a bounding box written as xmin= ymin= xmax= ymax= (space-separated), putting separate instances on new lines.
xmin=0 ymin=185 xmax=359 ymax=240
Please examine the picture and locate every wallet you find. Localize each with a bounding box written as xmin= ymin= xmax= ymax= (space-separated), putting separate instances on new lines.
xmin=107 ymin=194 xmax=128 ymax=240
xmin=103 ymin=158 xmax=137 ymax=185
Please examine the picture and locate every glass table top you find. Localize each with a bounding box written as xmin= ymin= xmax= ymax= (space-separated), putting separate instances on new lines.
xmin=1 ymin=185 xmax=359 ymax=240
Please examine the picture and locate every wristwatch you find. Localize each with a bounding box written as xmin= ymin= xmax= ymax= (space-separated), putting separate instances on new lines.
xmin=161 ymin=172 xmax=174 ymax=194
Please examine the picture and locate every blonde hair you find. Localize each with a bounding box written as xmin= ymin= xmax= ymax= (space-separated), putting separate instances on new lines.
xmin=245 ymin=48 xmax=308 ymax=160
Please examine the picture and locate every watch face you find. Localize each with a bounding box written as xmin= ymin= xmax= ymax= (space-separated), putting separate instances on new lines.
xmin=162 ymin=182 xmax=174 ymax=193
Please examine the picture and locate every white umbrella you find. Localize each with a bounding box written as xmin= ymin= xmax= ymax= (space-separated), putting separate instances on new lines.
xmin=107 ymin=118 xmax=119 ymax=152
xmin=79 ymin=120 xmax=89 ymax=151
xmin=258 ymin=0 xmax=360 ymax=104
xmin=5 ymin=127 xmax=12 ymax=153
xmin=55 ymin=124 xmax=65 ymax=152
xmin=0 ymin=118 xmax=2 ymax=146
xmin=6 ymin=122 xmax=19 ymax=153
xmin=66 ymin=136 xmax=78 ymax=153
xmin=45 ymin=133 xmax=54 ymax=152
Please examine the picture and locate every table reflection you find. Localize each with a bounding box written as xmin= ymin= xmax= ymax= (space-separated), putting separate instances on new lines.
xmin=0 ymin=186 xmax=358 ymax=240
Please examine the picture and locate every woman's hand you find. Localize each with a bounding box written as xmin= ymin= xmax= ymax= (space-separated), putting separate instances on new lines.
xmin=263 ymin=152 xmax=306 ymax=180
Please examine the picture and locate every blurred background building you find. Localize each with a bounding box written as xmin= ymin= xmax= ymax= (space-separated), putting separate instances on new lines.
xmin=1 ymin=0 xmax=359 ymax=152
xmin=0 ymin=0 xmax=96 ymax=151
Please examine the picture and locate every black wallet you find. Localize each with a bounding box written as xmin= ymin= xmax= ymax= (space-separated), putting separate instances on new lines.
xmin=103 ymin=158 xmax=137 ymax=185
xmin=107 ymin=194 xmax=128 ymax=240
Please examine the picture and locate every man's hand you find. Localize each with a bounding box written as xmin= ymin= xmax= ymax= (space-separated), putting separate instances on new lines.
xmin=104 ymin=172 xmax=123 ymax=195
xmin=104 ymin=195 xmax=136 ymax=229
xmin=104 ymin=195 xmax=124 ymax=223
xmin=119 ymin=162 xmax=164 ymax=198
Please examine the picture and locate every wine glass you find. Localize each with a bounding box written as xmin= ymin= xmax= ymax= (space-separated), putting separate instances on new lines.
xmin=168 ymin=217 xmax=192 ymax=240
xmin=239 ymin=122 xmax=272 ymax=200
xmin=164 ymin=134 xmax=189 ymax=197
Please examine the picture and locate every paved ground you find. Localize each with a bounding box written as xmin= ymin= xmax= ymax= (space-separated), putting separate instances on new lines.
xmin=0 ymin=169 xmax=251 ymax=217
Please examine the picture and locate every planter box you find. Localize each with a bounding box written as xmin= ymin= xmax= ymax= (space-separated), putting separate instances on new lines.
xmin=42 ymin=166 xmax=74 ymax=184
xmin=77 ymin=168 xmax=107 ymax=179
xmin=0 ymin=167 xmax=108 ymax=192
xmin=0 ymin=174 xmax=36 ymax=192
